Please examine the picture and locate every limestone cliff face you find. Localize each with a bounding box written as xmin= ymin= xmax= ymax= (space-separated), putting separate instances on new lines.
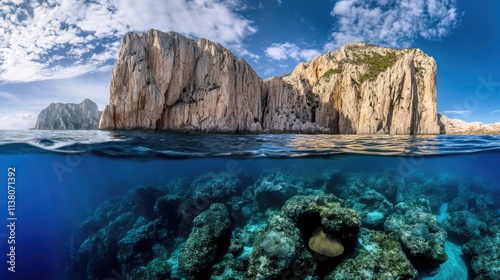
xmin=100 ymin=30 xmax=440 ymax=134
xmin=438 ymin=114 xmax=500 ymax=134
xmin=280 ymin=43 xmax=440 ymax=134
xmin=34 ymin=99 xmax=102 ymax=130
xmin=100 ymin=30 xmax=263 ymax=132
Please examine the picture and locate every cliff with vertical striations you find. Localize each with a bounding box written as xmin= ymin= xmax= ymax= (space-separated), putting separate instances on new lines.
xmin=100 ymin=30 xmax=440 ymax=135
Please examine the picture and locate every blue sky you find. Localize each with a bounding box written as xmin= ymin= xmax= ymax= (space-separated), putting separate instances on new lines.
xmin=0 ymin=0 xmax=499 ymax=129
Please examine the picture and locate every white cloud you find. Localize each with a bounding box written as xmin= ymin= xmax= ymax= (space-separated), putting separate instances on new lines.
xmin=0 ymin=113 xmax=36 ymax=130
xmin=0 ymin=0 xmax=256 ymax=83
xmin=327 ymin=0 xmax=461 ymax=49
xmin=265 ymin=42 xmax=321 ymax=61
xmin=277 ymin=0 xmax=282 ymax=6
xmin=263 ymin=68 xmax=275 ymax=76
xmin=0 ymin=73 xmax=111 ymax=129
xmin=442 ymin=110 xmax=472 ymax=115
xmin=492 ymin=110 xmax=500 ymax=114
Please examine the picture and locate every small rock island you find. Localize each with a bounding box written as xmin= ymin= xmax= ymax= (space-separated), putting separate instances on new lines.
xmin=34 ymin=99 xmax=102 ymax=130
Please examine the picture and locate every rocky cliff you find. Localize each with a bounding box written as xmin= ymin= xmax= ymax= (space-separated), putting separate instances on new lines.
xmin=34 ymin=99 xmax=102 ymax=130
xmin=100 ymin=30 xmax=440 ymax=134
xmin=438 ymin=114 xmax=500 ymax=134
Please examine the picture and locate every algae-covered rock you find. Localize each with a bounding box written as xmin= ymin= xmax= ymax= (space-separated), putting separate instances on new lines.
xmin=442 ymin=210 xmax=486 ymax=241
xmin=249 ymin=194 xmax=363 ymax=279
xmin=248 ymin=171 xmax=300 ymax=210
xmin=117 ymin=217 xmax=168 ymax=267
xmin=281 ymin=194 xmax=344 ymax=222
xmin=130 ymin=244 xmax=171 ymax=280
xmin=462 ymin=227 xmax=500 ymax=280
xmin=179 ymin=203 xmax=231 ymax=278
xmin=64 ymin=186 xmax=166 ymax=280
xmin=384 ymin=200 xmax=448 ymax=265
xmin=347 ymin=189 xmax=393 ymax=229
xmin=211 ymin=253 xmax=248 ymax=280
xmin=248 ymin=215 xmax=302 ymax=279
xmin=191 ymin=172 xmax=241 ymax=203
xmin=364 ymin=172 xmax=399 ymax=202
xmin=321 ymin=207 xmax=361 ymax=240
xmin=326 ymin=229 xmax=417 ymax=280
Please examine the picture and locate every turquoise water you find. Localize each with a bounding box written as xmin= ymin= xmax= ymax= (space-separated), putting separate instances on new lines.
xmin=0 ymin=131 xmax=499 ymax=279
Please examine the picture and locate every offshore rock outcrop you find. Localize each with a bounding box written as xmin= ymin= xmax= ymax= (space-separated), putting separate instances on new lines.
xmin=100 ymin=30 xmax=440 ymax=134
xmin=34 ymin=99 xmax=102 ymax=130
xmin=438 ymin=114 xmax=500 ymax=134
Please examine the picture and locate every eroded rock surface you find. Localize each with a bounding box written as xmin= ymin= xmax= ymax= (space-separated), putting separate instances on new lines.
xmin=100 ymin=30 xmax=440 ymax=134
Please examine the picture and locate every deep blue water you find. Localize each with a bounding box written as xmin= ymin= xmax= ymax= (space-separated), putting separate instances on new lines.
xmin=0 ymin=131 xmax=499 ymax=279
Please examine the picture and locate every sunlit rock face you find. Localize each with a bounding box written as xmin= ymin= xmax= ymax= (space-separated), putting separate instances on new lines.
xmin=100 ymin=30 xmax=440 ymax=135
xmin=438 ymin=114 xmax=500 ymax=134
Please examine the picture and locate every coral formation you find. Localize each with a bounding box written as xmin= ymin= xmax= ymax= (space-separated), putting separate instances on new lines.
xmin=179 ymin=203 xmax=231 ymax=278
xmin=326 ymin=229 xmax=417 ymax=279
xmin=384 ymin=199 xmax=448 ymax=265
xmin=62 ymin=169 xmax=499 ymax=279
xmin=462 ymin=226 xmax=500 ymax=280
xmin=308 ymin=227 xmax=344 ymax=257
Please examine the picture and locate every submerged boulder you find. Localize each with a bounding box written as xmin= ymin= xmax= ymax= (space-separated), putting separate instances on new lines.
xmin=247 ymin=171 xmax=300 ymax=210
xmin=248 ymin=215 xmax=302 ymax=279
xmin=347 ymin=190 xmax=393 ymax=229
xmin=179 ymin=203 xmax=231 ymax=278
xmin=64 ymin=186 xmax=166 ymax=280
xmin=326 ymin=229 xmax=417 ymax=280
xmin=462 ymin=226 xmax=500 ymax=280
xmin=442 ymin=210 xmax=486 ymax=241
xmin=384 ymin=200 xmax=448 ymax=265
xmin=249 ymin=194 xmax=362 ymax=279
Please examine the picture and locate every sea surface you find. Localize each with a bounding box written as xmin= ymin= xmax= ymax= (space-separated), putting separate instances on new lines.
xmin=0 ymin=130 xmax=499 ymax=279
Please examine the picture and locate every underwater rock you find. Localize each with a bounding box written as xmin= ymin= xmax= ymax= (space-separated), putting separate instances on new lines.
xmin=212 ymin=219 xmax=268 ymax=279
xmin=347 ymin=189 xmax=393 ymax=229
xmin=364 ymin=172 xmax=399 ymax=203
xmin=442 ymin=210 xmax=486 ymax=241
xmin=398 ymin=173 xmax=461 ymax=212
xmin=448 ymin=177 xmax=498 ymax=225
xmin=190 ymin=171 xmax=241 ymax=203
xmin=248 ymin=214 xmax=302 ymax=279
xmin=179 ymin=203 xmax=231 ymax=278
xmin=64 ymin=186 xmax=166 ymax=279
xmin=326 ymin=229 xmax=417 ymax=280
xmin=281 ymin=194 xmax=361 ymax=246
xmin=211 ymin=253 xmax=248 ymax=280
xmin=154 ymin=194 xmax=183 ymax=231
xmin=384 ymin=200 xmax=448 ymax=265
xmin=117 ymin=217 xmax=168 ymax=268
xmin=131 ymin=255 xmax=171 ymax=280
xmin=462 ymin=226 xmax=500 ymax=280
xmin=334 ymin=174 xmax=371 ymax=200
xmin=248 ymin=194 xmax=362 ymax=278
xmin=322 ymin=169 xmax=347 ymax=194
xmin=321 ymin=207 xmax=362 ymax=240
xmin=281 ymin=194 xmax=345 ymax=222
xmin=246 ymin=171 xmax=299 ymax=210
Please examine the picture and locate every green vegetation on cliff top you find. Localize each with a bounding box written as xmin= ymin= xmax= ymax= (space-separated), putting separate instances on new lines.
xmin=320 ymin=50 xmax=400 ymax=84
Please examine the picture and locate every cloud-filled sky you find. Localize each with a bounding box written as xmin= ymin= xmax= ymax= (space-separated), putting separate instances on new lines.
xmin=0 ymin=0 xmax=499 ymax=129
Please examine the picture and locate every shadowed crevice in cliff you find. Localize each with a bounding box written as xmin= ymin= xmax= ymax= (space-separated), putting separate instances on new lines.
xmin=99 ymin=30 xmax=441 ymax=135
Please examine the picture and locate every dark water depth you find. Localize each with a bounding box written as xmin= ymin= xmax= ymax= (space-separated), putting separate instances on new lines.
xmin=0 ymin=131 xmax=498 ymax=279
